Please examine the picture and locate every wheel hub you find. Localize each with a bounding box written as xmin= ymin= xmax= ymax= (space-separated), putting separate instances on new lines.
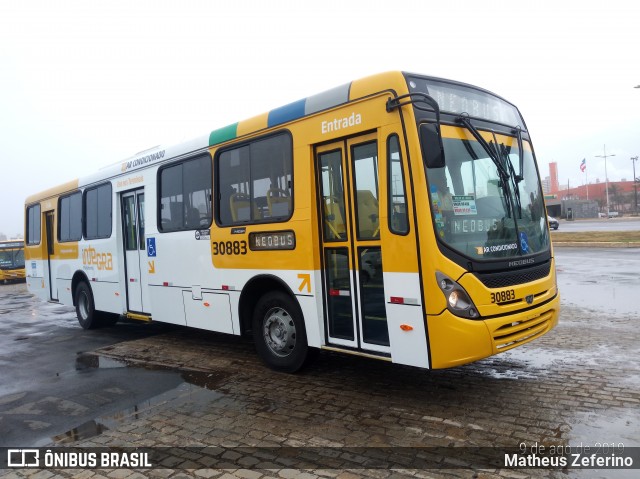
xmin=263 ymin=307 xmax=296 ymax=357
xmin=78 ymin=292 xmax=89 ymax=320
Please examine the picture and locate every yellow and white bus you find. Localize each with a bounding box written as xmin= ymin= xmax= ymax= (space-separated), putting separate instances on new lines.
xmin=0 ymin=240 xmax=26 ymax=283
xmin=25 ymin=71 xmax=558 ymax=372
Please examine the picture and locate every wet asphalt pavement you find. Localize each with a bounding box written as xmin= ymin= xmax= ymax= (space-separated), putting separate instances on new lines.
xmin=553 ymin=216 xmax=640 ymax=232
xmin=556 ymin=247 xmax=640 ymax=316
xmin=0 ymin=247 xmax=639 ymax=478
xmin=0 ymin=287 xmax=182 ymax=447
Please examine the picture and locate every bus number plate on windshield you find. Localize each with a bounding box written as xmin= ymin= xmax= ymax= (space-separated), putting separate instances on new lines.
xmin=491 ymin=289 xmax=515 ymax=304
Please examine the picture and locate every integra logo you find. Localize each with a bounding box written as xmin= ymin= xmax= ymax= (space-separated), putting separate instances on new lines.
xmin=121 ymin=150 xmax=165 ymax=172
xmin=508 ymin=258 xmax=535 ymax=267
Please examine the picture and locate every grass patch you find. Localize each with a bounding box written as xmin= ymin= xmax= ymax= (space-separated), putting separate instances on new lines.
xmin=551 ymin=231 xmax=640 ymax=243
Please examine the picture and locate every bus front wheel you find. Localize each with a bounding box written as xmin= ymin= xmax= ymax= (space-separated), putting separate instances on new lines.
xmin=75 ymin=282 xmax=100 ymax=330
xmin=252 ymin=291 xmax=309 ymax=373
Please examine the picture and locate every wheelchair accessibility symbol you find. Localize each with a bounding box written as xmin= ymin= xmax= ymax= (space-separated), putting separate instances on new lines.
xmin=519 ymin=232 xmax=529 ymax=254
xmin=147 ymin=238 xmax=156 ymax=257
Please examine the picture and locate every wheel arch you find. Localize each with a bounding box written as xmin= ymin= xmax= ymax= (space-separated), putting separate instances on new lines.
xmin=238 ymin=274 xmax=300 ymax=337
xmin=71 ymin=270 xmax=91 ymax=306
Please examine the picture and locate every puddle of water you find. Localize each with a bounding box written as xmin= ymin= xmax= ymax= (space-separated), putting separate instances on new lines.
xmin=40 ymin=353 xmax=232 ymax=446
xmin=566 ymin=409 xmax=640 ymax=479
xmin=39 ymin=380 xmax=224 ymax=446
xmin=76 ymin=354 xmax=129 ymax=370
xmin=480 ymin=345 xmax=640 ymax=389
xmin=570 ymin=409 xmax=640 ymax=447
xmin=558 ymin=278 xmax=640 ymax=317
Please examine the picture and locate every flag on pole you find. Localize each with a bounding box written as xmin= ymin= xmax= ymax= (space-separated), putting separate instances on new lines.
xmin=580 ymin=158 xmax=586 ymax=172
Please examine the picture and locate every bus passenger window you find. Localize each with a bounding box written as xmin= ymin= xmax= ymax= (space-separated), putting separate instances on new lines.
xmin=26 ymin=204 xmax=41 ymax=245
xmin=84 ymin=183 xmax=113 ymax=240
xmin=159 ymin=155 xmax=212 ymax=232
xmin=58 ymin=191 xmax=82 ymax=242
xmin=217 ymin=133 xmax=292 ymax=226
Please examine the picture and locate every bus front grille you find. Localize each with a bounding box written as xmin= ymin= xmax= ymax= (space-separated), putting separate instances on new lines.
xmin=474 ymin=261 xmax=551 ymax=288
xmin=492 ymin=309 xmax=554 ymax=351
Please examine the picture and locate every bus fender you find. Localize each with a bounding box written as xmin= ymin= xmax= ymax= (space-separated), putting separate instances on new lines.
xmin=238 ymin=274 xmax=299 ymax=336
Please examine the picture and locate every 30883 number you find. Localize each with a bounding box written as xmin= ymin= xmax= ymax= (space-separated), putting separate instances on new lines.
xmin=490 ymin=289 xmax=516 ymax=303
xmin=212 ymin=240 xmax=247 ymax=256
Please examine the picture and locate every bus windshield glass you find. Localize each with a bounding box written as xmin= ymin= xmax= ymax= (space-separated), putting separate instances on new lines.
xmin=427 ymin=125 xmax=549 ymax=261
xmin=0 ymin=242 xmax=25 ymax=269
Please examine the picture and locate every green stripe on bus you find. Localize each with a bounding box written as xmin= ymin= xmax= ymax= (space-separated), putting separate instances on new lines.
xmin=209 ymin=123 xmax=238 ymax=146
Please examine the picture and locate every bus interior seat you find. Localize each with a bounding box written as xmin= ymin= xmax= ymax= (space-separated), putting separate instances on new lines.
xmin=169 ymin=202 xmax=183 ymax=229
xmin=356 ymin=190 xmax=380 ymax=238
xmin=267 ymin=188 xmax=291 ymax=217
xmin=186 ymin=207 xmax=200 ymax=228
xmin=230 ymin=193 xmax=261 ymax=222
xmin=324 ymin=196 xmax=346 ymax=239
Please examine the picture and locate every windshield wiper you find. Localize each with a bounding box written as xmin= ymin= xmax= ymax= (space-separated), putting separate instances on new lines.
xmin=513 ymin=126 xmax=524 ymax=184
xmin=456 ymin=114 xmax=514 ymax=218
xmin=499 ymin=143 xmax=523 ymax=219
xmin=456 ymin=115 xmax=509 ymax=179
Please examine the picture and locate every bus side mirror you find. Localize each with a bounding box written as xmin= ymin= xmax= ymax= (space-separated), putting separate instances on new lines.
xmin=420 ymin=123 xmax=445 ymax=169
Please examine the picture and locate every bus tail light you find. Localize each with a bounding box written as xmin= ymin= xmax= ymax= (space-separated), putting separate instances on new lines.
xmin=436 ymin=271 xmax=479 ymax=319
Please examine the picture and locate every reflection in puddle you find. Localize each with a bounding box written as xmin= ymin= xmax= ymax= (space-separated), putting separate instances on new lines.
xmin=567 ymin=409 xmax=640 ymax=479
xmin=76 ymin=354 xmax=128 ymax=370
xmin=51 ymin=354 xmax=230 ymax=445
xmin=53 ymin=420 xmax=110 ymax=444
xmin=570 ymin=409 xmax=640 ymax=447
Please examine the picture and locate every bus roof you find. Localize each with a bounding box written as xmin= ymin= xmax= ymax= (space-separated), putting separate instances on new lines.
xmin=0 ymin=240 xmax=24 ymax=248
xmin=28 ymin=71 xmax=515 ymax=204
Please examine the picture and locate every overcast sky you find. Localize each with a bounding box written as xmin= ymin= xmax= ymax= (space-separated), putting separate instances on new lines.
xmin=1 ymin=0 xmax=639 ymax=236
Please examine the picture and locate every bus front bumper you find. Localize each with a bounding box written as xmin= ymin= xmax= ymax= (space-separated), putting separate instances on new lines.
xmin=427 ymin=293 xmax=560 ymax=369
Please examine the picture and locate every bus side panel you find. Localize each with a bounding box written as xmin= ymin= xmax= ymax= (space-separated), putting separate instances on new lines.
xmin=182 ymin=291 xmax=233 ymax=334
xmin=52 ymin=245 xmax=79 ymax=308
xmin=196 ymin=267 xmax=323 ymax=346
xmin=149 ymin=286 xmax=186 ymax=325
xmin=92 ymin=280 xmax=123 ymax=315
xmin=56 ymin=278 xmax=73 ymax=305
xmin=384 ymin=272 xmax=429 ymax=368
xmin=26 ymin=258 xmax=48 ymax=302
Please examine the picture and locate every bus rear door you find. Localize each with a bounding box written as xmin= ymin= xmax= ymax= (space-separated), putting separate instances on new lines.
xmin=121 ymin=189 xmax=150 ymax=314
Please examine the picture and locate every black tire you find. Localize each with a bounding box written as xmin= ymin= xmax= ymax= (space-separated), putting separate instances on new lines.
xmin=74 ymin=282 xmax=100 ymax=330
xmin=252 ymin=291 xmax=309 ymax=373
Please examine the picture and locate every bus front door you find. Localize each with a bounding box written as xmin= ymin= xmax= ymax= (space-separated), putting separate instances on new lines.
xmin=316 ymin=134 xmax=390 ymax=355
xmin=121 ymin=189 xmax=149 ymax=313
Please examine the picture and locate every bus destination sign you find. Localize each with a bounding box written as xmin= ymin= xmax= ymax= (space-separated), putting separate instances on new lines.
xmin=249 ymin=231 xmax=296 ymax=251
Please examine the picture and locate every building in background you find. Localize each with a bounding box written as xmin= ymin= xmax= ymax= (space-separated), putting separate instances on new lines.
xmin=543 ymin=161 xmax=636 ymax=218
xmin=548 ymin=162 xmax=559 ymax=194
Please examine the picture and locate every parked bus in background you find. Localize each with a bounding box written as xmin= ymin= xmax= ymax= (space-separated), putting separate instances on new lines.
xmin=0 ymin=240 xmax=26 ymax=283
xmin=24 ymin=71 xmax=559 ymax=372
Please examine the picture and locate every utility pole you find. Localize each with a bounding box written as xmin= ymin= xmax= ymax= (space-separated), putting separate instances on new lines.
xmin=632 ymin=156 xmax=639 ymax=216
xmin=596 ymin=145 xmax=615 ymax=217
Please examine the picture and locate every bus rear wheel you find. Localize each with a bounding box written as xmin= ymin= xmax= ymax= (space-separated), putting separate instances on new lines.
xmin=252 ymin=291 xmax=309 ymax=373
xmin=75 ymin=282 xmax=100 ymax=330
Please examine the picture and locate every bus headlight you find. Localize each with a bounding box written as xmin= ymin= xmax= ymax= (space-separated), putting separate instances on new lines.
xmin=436 ymin=271 xmax=479 ymax=319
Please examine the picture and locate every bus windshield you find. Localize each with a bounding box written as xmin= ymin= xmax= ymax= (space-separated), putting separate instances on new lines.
xmin=0 ymin=243 xmax=25 ymax=270
xmin=427 ymin=125 xmax=549 ymax=261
